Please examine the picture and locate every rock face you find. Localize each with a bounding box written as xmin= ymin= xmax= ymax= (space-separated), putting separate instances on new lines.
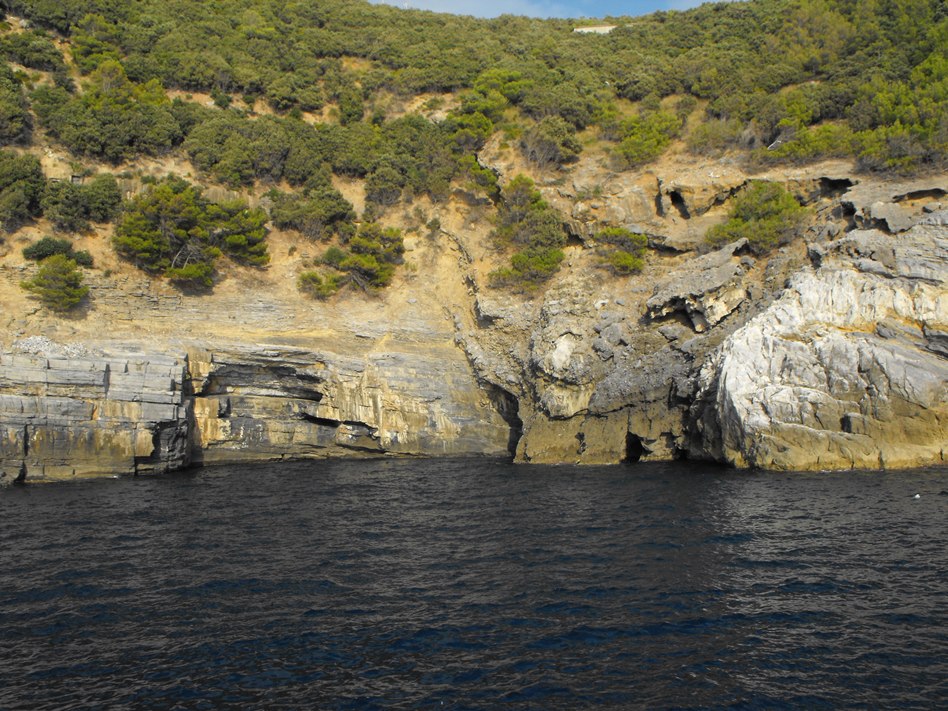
xmin=188 ymin=342 xmax=512 ymax=464
xmin=0 ymin=341 xmax=190 ymax=484
xmin=689 ymin=221 xmax=947 ymax=470
xmin=645 ymin=239 xmax=753 ymax=331
xmin=1 ymin=169 xmax=945 ymax=482
xmin=0 ymin=337 xmax=513 ymax=484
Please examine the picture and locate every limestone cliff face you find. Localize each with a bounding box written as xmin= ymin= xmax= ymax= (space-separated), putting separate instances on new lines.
xmin=0 ymin=166 xmax=945 ymax=483
xmin=450 ymin=158 xmax=946 ymax=470
xmin=0 ymin=336 xmax=514 ymax=484
xmin=688 ymin=219 xmax=947 ymax=470
xmin=0 ymin=343 xmax=190 ymax=483
xmin=187 ymin=341 xmax=512 ymax=464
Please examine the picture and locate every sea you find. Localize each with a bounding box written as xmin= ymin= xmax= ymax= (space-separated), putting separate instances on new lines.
xmin=1 ymin=458 xmax=946 ymax=709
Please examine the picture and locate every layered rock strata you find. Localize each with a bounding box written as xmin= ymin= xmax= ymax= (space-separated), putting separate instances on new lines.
xmin=0 ymin=345 xmax=190 ymax=483
xmin=1 ymin=171 xmax=945 ymax=483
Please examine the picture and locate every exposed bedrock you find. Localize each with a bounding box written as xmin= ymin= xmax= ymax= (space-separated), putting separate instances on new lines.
xmin=689 ymin=221 xmax=947 ymax=470
xmin=187 ymin=342 xmax=512 ymax=464
xmin=0 ymin=337 xmax=513 ymax=483
xmin=2 ymin=174 xmax=946 ymax=482
xmin=0 ymin=344 xmax=190 ymax=483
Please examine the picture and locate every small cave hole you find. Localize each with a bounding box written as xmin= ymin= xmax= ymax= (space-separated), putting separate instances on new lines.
xmin=565 ymin=232 xmax=585 ymax=248
xmin=818 ymin=177 xmax=854 ymax=199
xmin=668 ymin=190 xmax=690 ymax=219
xmin=624 ymin=432 xmax=645 ymax=463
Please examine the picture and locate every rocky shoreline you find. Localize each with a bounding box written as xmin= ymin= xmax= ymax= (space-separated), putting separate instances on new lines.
xmin=2 ymin=173 xmax=945 ymax=485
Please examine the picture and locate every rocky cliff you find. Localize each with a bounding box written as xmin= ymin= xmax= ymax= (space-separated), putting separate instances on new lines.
xmin=1 ymin=165 xmax=945 ymax=484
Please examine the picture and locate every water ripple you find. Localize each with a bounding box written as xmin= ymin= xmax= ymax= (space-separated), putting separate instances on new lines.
xmin=1 ymin=459 xmax=946 ymax=709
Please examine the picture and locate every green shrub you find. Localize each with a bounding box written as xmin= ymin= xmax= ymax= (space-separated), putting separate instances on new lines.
xmin=321 ymin=245 xmax=346 ymax=268
xmin=490 ymin=175 xmax=568 ymax=290
xmin=31 ymin=61 xmax=181 ymax=163
xmin=488 ymin=246 xmax=564 ymax=291
xmin=687 ymin=118 xmax=744 ymax=155
xmin=0 ymin=65 xmax=31 ymax=146
xmin=310 ymin=223 xmax=405 ymax=294
xmin=0 ymin=29 xmax=65 ymax=71
xmin=20 ymin=254 xmax=89 ymax=311
xmin=165 ymin=261 xmax=215 ymax=289
xmin=605 ymin=250 xmax=644 ymax=275
xmin=22 ymin=235 xmax=92 ymax=266
xmin=521 ymin=116 xmax=582 ymax=167
xmin=0 ymin=150 xmax=43 ymax=230
xmin=597 ymin=227 xmax=648 ymax=252
xmin=23 ymin=235 xmax=72 ymax=261
xmin=706 ymin=181 xmax=809 ymax=254
xmin=298 ymin=270 xmax=340 ymax=299
xmin=762 ymin=124 xmax=857 ymax=163
xmin=113 ymin=175 xmax=268 ymax=287
xmin=595 ymin=227 xmax=647 ymax=275
xmin=82 ymin=173 xmax=122 ymax=222
xmin=614 ymin=111 xmax=682 ymax=167
xmin=269 ymin=184 xmax=355 ymax=241
xmin=40 ymin=175 xmax=123 ymax=232
xmin=41 ymin=181 xmax=89 ymax=231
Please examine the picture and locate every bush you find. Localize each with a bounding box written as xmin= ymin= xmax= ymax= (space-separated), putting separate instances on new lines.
xmin=309 ymin=223 xmax=405 ymax=294
xmin=596 ymin=227 xmax=647 ymax=275
xmin=40 ymin=175 xmax=123 ymax=232
xmin=82 ymin=173 xmax=122 ymax=222
xmin=0 ymin=65 xmax=31 ymax=145
xmin=41 ymin=181 xmax=89 ymax=231
xmin=0 ymin=150 xmax=43 ymax=231
xmin=22 ymin=235 xmax=92 ymax=266
xmin=113 ymin=175 xmax=268 ymax=287
xmin=490 ymin=175 xmax=568 ymax=290
xmin=614 ymin=111 xmax=682 ymax=168
xmin=706 ymin=181 xmax=809 ymax=254
xmin=488 ymin=247 xmax=564 ymax=291
xmin=0 ymin=29 xmax=65 ymax=71
xmin=298 ymin=270 xmax=340 ymax=299
xmin=31 ymin=61 xmax=181 ymax=163
xmin=687 ymin=118 xmax=744 ymax=155
xmin=23 ymin=235 xmax=73 ymax=261
xmin=605 ymin=250 xmax=644 ymax=275
xmin=521 ymin=116 xmax=582 ymax=167
xmin=269 ymin=185 xmax=355 ymax=241
xmin=20 ymin=254 xmax=89 ymax=311
xmin=762 ymin=124 xmax=857 ymax=163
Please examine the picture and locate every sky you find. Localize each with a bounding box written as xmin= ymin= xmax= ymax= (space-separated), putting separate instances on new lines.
xmin=367 ymin=1 xmax=708 ymax=20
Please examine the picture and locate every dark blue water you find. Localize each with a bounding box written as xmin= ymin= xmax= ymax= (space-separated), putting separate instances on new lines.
xmin=1 ymin=459 xmax=946 ymax=710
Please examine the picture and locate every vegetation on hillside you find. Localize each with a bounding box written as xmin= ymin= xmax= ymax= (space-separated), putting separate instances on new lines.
xmin=0 ymin=0 xmax=942 ymax=302
xmin=706 ymin=181 xmax=810 ymax=254
xmin=20 ymin=252 xmax=88 ymax=310
xmin=112 ymin=176 xmax=269 ymax=288
xmin=489 ymin=175 xmax=567 ymax=290
xmin=23 ymin=234 xmax=92 ymax=265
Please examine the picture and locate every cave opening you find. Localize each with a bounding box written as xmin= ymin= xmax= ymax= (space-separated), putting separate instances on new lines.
xmin=668 ymin=190 xmax=690 ymax=219
xmin=624 ymin=432 xmax=645 ymax=463
xmin=819 ymin=177 xmax=854 ymax=199
xmin=487 ymin=385 xmax=523 ymax=458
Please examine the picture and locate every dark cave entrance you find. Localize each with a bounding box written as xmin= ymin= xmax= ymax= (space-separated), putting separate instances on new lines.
xmin=624 ymin=433 xmax=645 ymax=463
xmin=668 ymin=190 xmax=690 ymax=219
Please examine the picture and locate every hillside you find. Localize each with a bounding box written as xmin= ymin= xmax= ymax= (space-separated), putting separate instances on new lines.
xmin=0 ymin=0 xmax=946 ymax=482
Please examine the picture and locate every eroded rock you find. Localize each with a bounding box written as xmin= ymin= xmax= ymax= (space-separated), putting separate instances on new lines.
xmin=646 ymin=240 xmax=752 ymax=331
xmin=690 ymin=225 xmax=947 ymax=470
